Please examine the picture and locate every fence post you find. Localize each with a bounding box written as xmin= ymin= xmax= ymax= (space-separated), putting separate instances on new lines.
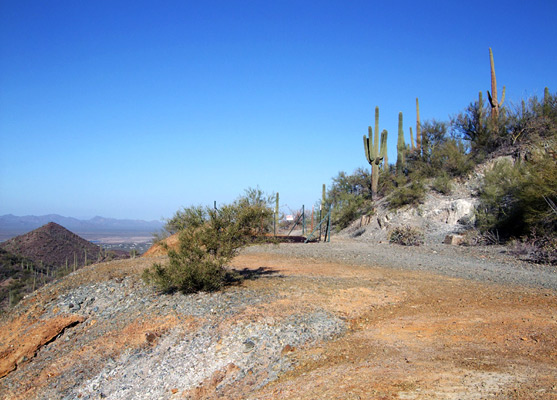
xmin=319 ymin=205 xmax=322 ymax=241
xmin=327 ymin=210 xmax=332 ymax=242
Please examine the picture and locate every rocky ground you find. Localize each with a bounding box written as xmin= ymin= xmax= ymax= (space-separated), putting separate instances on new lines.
xmin=0 ymin=238 xmax=556 ymax=399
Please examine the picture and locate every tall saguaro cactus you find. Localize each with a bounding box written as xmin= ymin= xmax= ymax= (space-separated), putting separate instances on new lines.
xmin=416 ymin=98 xmax=421 ymax=153
xmin=396 ymin=112 xmax=405 ymax=175
xmin=478 ymin=91 xmax=485 ymax=120
xmin=543 ymin=87 xmax=550 ymax=117
xmin=487 ymin=47 xmax=505 ymax=121
xmin=363 ymin=106 xmax=387 ymax=198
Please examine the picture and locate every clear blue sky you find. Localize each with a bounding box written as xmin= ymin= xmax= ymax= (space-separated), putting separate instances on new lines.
xmin=1 ymin=0 xmax=556 ymax=221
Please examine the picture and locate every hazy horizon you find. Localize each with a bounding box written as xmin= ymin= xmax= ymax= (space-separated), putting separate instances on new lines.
xmin=0 ymin=212 xmax=164 ymax=223
xmin=1 ymin=1 xmax=556 ymax=220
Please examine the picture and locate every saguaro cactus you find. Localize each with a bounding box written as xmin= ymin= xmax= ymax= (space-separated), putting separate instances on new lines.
xmin=416 ymin=98 xmax=421 ymax=153
xmin=409 ymin=127 xmax=415 ymax=150
xmin=478 ymin=91 xmax=485 ymax=120
xmin=322 ymin=183 xmax=326 ymax=211
xmin=543 ymin=87 xmax=550 ymax=117
xmin=487 ymin=47 xmax=505 ymax=121
xmin=363 ymin=106 xmax=387 ymax=198
xmin=396 ymin=112 xmax=405 ymax=175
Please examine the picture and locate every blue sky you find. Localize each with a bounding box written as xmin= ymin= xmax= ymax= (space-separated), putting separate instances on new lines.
xmin=1 ymin=0 xmax=556 ymax=221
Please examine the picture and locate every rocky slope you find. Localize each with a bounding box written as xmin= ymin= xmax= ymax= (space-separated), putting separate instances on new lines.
xmin=337 ymin=164 xmax=487 ymax=244
xmin=0 ymin=242 xmax=555 ymax=399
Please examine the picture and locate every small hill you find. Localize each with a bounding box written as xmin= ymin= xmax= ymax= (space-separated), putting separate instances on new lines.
xmin=0 ymin=223 xmax=130 ymax=312
xmin=142 ymin=234 xmax=180 ymax=257
xmin=0 ymin=222 xmax=104 ymax=268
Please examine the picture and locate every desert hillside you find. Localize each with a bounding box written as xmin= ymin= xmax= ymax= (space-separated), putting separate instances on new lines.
xmin=0 ymin=238 xmax=555 ymax=399
xmin=0 ymin=222 xmax=103 ymax=268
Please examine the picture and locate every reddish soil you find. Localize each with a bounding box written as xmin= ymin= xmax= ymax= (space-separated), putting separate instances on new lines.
xmin=0 ymin=249 xmax=555 ymax=399
xmin=224 ymin=253 xmax=557 ymax=399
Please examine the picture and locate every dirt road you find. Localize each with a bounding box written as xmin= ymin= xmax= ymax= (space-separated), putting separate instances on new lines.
xmin=228 ymin=252 xmax=557 ymax=399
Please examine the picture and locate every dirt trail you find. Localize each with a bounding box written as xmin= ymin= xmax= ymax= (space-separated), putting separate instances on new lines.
xmin=229 ymin=253 xmax=557 ymax=400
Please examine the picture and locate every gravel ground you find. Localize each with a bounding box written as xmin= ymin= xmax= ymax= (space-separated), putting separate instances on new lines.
xmin=242 ymin=239 xmax=557 ymax=290
xmin=1 ymin=238 xmax=555 ymax=400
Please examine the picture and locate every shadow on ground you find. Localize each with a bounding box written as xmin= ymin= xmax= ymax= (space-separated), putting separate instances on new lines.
xmin=227 ymin=267 xmax=282 ymax=283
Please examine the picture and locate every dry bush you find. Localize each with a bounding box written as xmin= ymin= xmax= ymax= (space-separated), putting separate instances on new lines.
xmin=388 ymin=226 xmax=424 ymax=246
xmin=509 ymin=234 xmax=557 ymax=265
xmin=458 ymin=229 xmax=501 ymax=246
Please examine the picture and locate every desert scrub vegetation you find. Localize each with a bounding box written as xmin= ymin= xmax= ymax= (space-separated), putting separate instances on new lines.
xmin=509 ymin=235 xmax=557 ymax=265
xmin=476 ymin=152 xmax=557 ymax=239
xmin=325 ymin=169 xmax=374 ymax=231
xmin=387 ymin=179 xmax=426 ymax=210
xmin=330 ymin=88 xmax=555 ymax=238
xmin=407 ymin=120 xmax=474 ymax=179
xmin=0 ymin=249 xmax=38 ymax=312
xmin=431 ymin=172 xmax=453 ymax=195
xmin=472 ymin=89 xmax=556 ymax=237
xmin=389 ymin=226 xmax=425 ymax=246
xmin=387 ymin=120 xmax=471 ymax=210
xmin=142 ymin=188 xmax=276 ymax=293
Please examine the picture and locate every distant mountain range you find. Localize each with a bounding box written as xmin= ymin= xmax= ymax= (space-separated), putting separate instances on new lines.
xmin=0 ymin=214 xmax=164 ymax=240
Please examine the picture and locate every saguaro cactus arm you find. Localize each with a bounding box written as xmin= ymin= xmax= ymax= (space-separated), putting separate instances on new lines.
xmin=380 ymin=129 xmax=388 ymax=169
xmin=363 ymin=108 xmax=384 ymax=166
xmin=363 ymin=106 xmax=385 ymax=199
xmin=363 ymin=126 xmax=376 ymax=164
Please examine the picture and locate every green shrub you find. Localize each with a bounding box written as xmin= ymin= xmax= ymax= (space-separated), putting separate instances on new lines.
xmin=389 ymin=226 xmax=424 ymax=246
xmin=327 ymin=168 xmax=372 ymax=202
xmin=476 ymin=158 xmax=524 ymax=235
xmin=143 ymin=190 xmax=275 ymax=294
xmin=452 ymin=97 xmax=510 ymax=160
xmin=377 ymin=167 xmax=396 ymax=197
xmin=433 ymin=139 xmax=474 ymax=177
xmin=325 ymin=169 xmax=374 ymax=231
xmin=331 ymin=192 xmax=373 ymax=231
xmin=407 ymin=120 xmax=474 ymax=179
xmin=142 ymin=225 xmax=229 ymax=293
xmin=388 ymin=179 xmax=426 ymax=210
xmin=164 ymin=205 xmax=206 ymax=234
xmin=431 ymin=173 xmax=453 ymax=195
xmin=476 ymin=153 xmax=557 ymax=238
